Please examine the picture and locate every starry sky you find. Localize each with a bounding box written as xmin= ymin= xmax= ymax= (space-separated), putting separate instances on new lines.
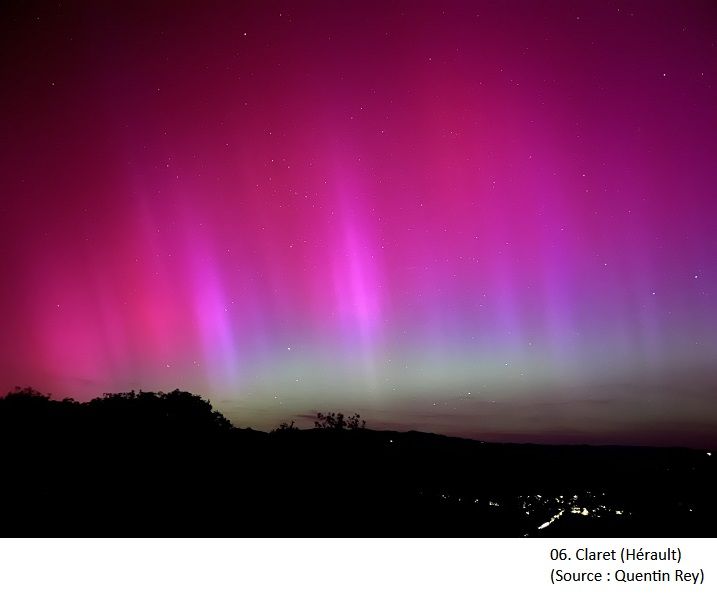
xmin=1 ymin=2 xmax=716 ymax=447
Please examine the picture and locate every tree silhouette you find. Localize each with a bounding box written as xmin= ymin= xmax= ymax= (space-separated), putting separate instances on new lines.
xmin=0 ymin=387 xmax=233 ymax=438
xmin=314 ymin=412 xmax=365 ymax=430
xmin=272 ymin=420 xmax=298 ymax=433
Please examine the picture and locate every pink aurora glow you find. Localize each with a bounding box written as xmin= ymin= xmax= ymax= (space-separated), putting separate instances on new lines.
xmin=1 ymin=2 xmax=716 ymax=445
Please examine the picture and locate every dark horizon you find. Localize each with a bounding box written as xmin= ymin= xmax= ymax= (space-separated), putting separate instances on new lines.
xmin=1 ymin=386 xmax=714 ymax=537
xmin=3 ymin=385 xmax=715 ymax=451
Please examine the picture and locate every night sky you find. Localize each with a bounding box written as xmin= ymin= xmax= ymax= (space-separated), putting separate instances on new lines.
xmin=1 ymin=2 xmax=716 ymax=447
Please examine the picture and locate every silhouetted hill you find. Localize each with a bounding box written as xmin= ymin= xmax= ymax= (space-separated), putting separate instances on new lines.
xmin=0 ymin=387 xmax=714 ymax=537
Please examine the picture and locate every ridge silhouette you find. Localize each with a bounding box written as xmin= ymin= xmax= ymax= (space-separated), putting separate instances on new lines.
xmin=0 ymin=387 xmax=714 ymax=537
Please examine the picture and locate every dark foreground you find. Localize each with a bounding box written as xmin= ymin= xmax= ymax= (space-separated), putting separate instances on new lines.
xmin=1 ymin=388 xmax=714 ymax=537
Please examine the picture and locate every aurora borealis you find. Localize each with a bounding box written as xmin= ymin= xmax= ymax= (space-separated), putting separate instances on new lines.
xmin=1 ymin=2 xmax=716 ymax=447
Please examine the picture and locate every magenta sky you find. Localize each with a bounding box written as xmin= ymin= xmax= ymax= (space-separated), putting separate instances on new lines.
xmin=1 ymin=2 xmax=716 ymax=447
